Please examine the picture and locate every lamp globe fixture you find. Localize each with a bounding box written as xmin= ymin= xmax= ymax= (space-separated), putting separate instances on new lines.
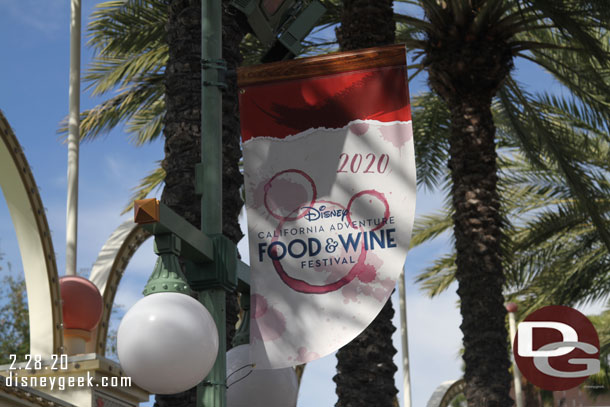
xmin=117 ymin=292 xmax=219 ymax=394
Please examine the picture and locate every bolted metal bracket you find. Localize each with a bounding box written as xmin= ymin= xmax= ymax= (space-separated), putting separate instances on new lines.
xmin=201 ymin=58 xmax=227 ymax=71
xmin=184 ymin=234 xmax=238 ymax=292
xmin=202 ymin=58 xmax=228 ymax=89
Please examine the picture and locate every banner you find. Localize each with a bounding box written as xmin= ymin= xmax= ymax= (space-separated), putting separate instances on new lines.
xmin=238 ymin=45 xmax=416 ymax=369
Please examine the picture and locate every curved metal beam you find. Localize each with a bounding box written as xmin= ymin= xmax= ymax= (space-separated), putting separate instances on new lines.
xmin=0 ymin=110 xmax=63 ymax=355
xmin=89 ymin=221 xmax=150 ymax=355
xmin=426 ymin=379 xmax=466 ymax=407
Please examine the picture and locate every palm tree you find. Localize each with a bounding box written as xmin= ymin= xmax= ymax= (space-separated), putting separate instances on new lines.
xmin=331 ymin=1 xmax=401 ymax=407
xmin=393 ymin=2 xmax=610 ymax=404
xmin=413 ymin=89 xmax=610 ymax=405
xmin=153 ymin=1 xmax=205 ymax=403
xmin=413 ymin=88 xmax=610 ymax=407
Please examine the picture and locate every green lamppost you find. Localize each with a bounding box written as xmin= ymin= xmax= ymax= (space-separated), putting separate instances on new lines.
xmin=117 ymin=1 xmax=324 ymax=406
xmin=198 ymin=1 xmax=325 ymax=405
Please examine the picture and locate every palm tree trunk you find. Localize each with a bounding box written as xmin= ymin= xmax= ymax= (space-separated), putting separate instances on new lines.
xmin=333 ymin=2 xmax=398 ymax=406
xmin=162 ymin=0 xmax=201 ymax=226
xmin=156 ymin=0 xmax=245 ymax=406
xmin=446 ymin=95 xmax=512 ymax=406
xmin=335 ymin=0 xmax=394 ymax=51
xmin=422 ymin=2 xmax=515 ymax=403
xmin=156 ymin=1 xmax=201 ymax=404
xmin=335 ymin=301 xmax=398 ymax=406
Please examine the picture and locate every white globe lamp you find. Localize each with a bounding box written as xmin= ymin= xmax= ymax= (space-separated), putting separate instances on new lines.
xmin=226 ymin=344 xmax=298 ymax=407
xmin=117 ymin=292 xmax=219 ymax=394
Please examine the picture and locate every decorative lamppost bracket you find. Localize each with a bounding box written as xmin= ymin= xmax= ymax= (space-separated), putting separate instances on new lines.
xmin=184 ymin=234 xmax=237 ymax=292
xmin=142 ymin=234 xmax=191 ymax=296
xmin=134 ymin=198 xmax=247 ymax=293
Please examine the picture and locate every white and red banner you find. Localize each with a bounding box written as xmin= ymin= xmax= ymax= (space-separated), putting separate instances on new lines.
xmin=238 ymin=45 xmax=416 ymax=369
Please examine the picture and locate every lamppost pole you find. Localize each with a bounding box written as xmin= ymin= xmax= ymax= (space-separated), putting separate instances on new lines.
xmin=199 ymin=0 xmax=228 ymax=405
xmin=200 ymin=0 xmax=223 ymax=232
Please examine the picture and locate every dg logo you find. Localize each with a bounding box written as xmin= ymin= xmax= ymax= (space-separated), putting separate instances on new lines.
xmin=514 ymin=305 xmax=600 ymax=391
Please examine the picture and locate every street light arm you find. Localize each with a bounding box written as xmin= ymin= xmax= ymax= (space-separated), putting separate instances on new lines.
xmin=135 ymin=198 xmax=214 ymax=262
xmin=134 ymin=198 xmax=251 ymax=292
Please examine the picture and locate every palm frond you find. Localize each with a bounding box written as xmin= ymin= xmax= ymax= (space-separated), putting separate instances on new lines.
xmin=411 ymin=92 xmax=451 ymax=190
xmin=497 ymin=79 xmax=610 ymax=253
xmin=526 ymin=0 xmax=609 ymax=64
xmin=59 ymin=74 xmax=165 ymax=143
xmin=414 ymin=252 xmax=457 ymax=298
xmin=411 ymin=209 xmax=453 ymax=248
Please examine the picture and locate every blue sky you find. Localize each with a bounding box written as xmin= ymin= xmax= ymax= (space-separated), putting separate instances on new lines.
xmin=0 ymin=1 xmax=596 ymax=407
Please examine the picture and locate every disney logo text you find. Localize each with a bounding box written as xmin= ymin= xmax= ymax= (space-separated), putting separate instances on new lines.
xmin=302 ymin=205 xmax=349 ymax=222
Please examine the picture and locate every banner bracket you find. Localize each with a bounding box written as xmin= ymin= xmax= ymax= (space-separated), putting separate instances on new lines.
xmin=202 ymin=58 xmax=228 ymax=89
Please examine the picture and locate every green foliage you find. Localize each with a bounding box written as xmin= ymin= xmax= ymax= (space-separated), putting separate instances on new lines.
xmin=540 ymin=390 xmax=554 ymax=407
xmin=0 ymin=263 xmax=29 ymax=364
xmin=450 ymin=393 xmax=467 ymax=407
xmin=77 ymin=0 xmax=342 ymax=212
xmin=399 ymin=0 xmax=610 ymax=314
xmin=412 ymin=83 xmax=610 ymax=315
xmin=411 ymin=92 xmax=451 ymax=191
xmin=77 ymin=2 xmax=610 ymax=406
xmin=82 ymin=0 xmax=610 ymax=250
xmin=81 ymin=1 xmax=610 ymax=405
xmin=585 ymin=306 xmax=610 ymax=398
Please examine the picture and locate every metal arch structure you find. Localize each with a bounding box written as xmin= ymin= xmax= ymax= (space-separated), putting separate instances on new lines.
xmin=0 ymin=108 xmax=152 ymax=358
xmin=426 ymin=379 xmax=466 ymax=407
xmin=0 ymin=110 xmax=63 ymax=355
xmin=89 ymin=221 xmax=150 ymax=355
